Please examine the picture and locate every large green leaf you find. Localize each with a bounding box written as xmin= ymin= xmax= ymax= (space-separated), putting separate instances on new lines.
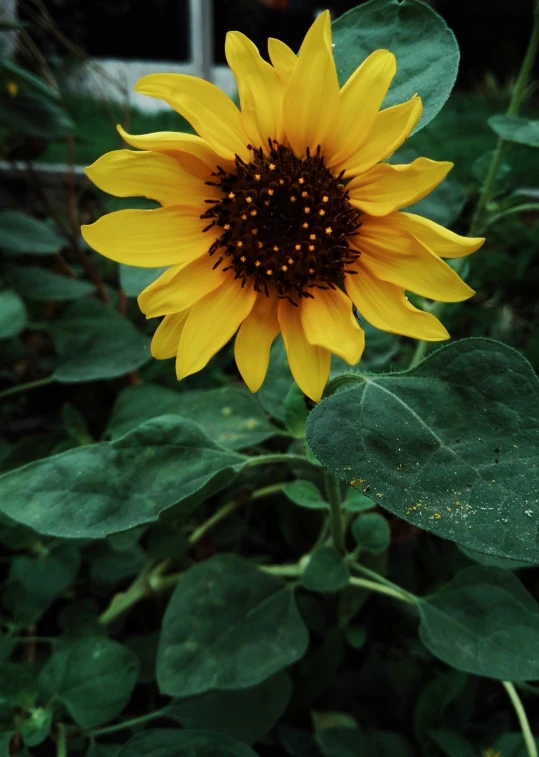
xmin=157 ymin=554 xmax=309 ymax=698
xmin=39 ymin=637 xmax=139 ymax=728
xmin=165 ymin=672 xmax=291 ymax=745
xmin=0 ymin=58 xmax=60 ymax=100
xmin=332 ymin=0 xmax=459 ymax=132
xmin=0 ymin=95 xmax=74 ymax=138
xmin=418 ymin=566 xmax=539 ymax=680
xmin=119 ymin=264 xmax=167 ymax=297
xmin=107 ymin=384 xmax=279 ymax=450
xmin=50 ymin=299 xmax=150 ymax=382
xmin=9 ymin=266 xmax=95 ymax=301
xmin=117 ymin=730 xmax=258 ymax=757
xmin=0 ymin=416 xmax=245 ymax=539
xmin=488 ymin=114 xmax=539 ymax=148
xmin=0 ymin=212 xmax=65 ymax=255
xmin=0 ymin=290 xmax=26 ymax=339
xmin=306 ymin=339 xmax=539 ymax=563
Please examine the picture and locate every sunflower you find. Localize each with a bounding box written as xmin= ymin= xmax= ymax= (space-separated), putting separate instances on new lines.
xmin=81 ymin=11 xmax=484 ymax=401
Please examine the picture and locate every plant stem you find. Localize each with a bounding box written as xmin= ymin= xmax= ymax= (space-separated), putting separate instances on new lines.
xmin=0 ymin=376 xmax=54 ymax=400
xmin=56 ymin=724 xmax=67 ymax=757
xmin=348 ymin=576 xmax=414 ymax=604
xmin=241 ymin=452 xmax=319 ymax=470
xmin=324 ymin=471 xmax=345 ymax=554
xmin=350 ymin=560 xmax=418 ymax=604
xmin=87 ymin=709 xmax=168 ymax=738
xmin=260 ymin=563 xmax=302 ymax=577
xmin=409 ymin=1 xmax=539 ymax=369
xmin=485 ymin=202 xmax=539 ymax=229
xmin=187 ymin=499 xmax=243 ymax=546
xmin=502 ymin=681 xmax=538 ymax=757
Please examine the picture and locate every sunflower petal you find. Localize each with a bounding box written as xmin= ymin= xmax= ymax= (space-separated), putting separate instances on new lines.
xmin=386 ymin=212 xmax=485 ymax=258
xmin=85 ymin=149 xmax=214 ymax=207
xmin=151 ymin=311 xmax=190 ymax=359
xmin=138 ymin=256 xmax=225 ymax=318
xmin=345 ymin=263 xmax=449 ymax=341
xmin=326 ymin=50 xmax=396 ymax=167
xmin=348 ymin=158 xmax=453 ymax=216
xmin=268 ymin=38 xmax=297 ymax=84
xmin=226 ymin=31 xmax=284 ymax=147
xmin=352 ymin=222 xmax=475 ymax=302
xmin=176 ymin=279 xmax=257 ymax=380
xmin=301 ymin=287 xmax=365 ymax=365
xmin=282 ymin=11 xmax=340 ymax=156
xmin=135 ymin=74 xmax=249 ymax=161
xmin=81 ymin=207 xmax=215 ymax=267
xmin=337 ymin=95 xmax=422 ymax=177
xmin=117 ymin=125 xmax=224 ymax=172
xmin=234 ymin=293 xmax=280 ymax=392
xmin=278 ymin=298 xmax=331 ymax=402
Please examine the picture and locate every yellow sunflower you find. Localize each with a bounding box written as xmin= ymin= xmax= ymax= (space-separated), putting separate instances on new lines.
xmin=81 ymin=11 xmax=484 ymax=401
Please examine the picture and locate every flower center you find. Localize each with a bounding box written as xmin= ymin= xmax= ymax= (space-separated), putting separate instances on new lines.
xmin=201 ymin=141 xmax=362 ymax=302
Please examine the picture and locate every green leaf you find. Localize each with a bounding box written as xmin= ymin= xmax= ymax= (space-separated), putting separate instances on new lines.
xmin=494 ymin=733 xmax=539 ymax=757
xmin=9 ymin=266 xmax=95 ymax=301
xmin=0 ymin=662 xmax=37 ymax=708
xmin=0 ymin=95 xmax=74 ymax=138
xmin=343 ymin=488 xmax=375 ymax=513
xmin=427 ymin=729 xmax=476 ymax=757
xmin=0 ymin=58 xmax=60 ymax=100
xmin=418 ymin=566 xmax=539 ymax=680
xmin=306 ymin=339 xmax=539 ymax=563
xmin=314 ymin=716 xmax=366 ymax=757
xmin=117 ymin=729 xmax=258 ymax=757
xmin=284 ymin=384 xmax=309 ymax=438
xmin=302 ymin=547 xmax=350 ymax=593
xmin=283 ymin=480 xmax=328 ymax=510
xmin=50 ymin=299 xmax=150 ymax=382
xmin=0 ymin=416 xmax=245 ymax=538
xmin=413 ymin=669 xmax=467 ymax=742
xmin=165 ymin=672 xmax=291 ymax=745
xmin=119 ymin=264 xmax=167 ymax=297
xmin=39 ymin=637 xmax=139 ymax=728
xmin=0 ymin=290 xmax=26 ymax=339
xmin=0 ymin=212 xmax=65 ymax=255
xmin=258 ymin=337 xmax=293 ymax=422
xmin=407 ymin=176 xmax=466 ymax=227
xmin=351 ymin=513 xmax=391 ymax=553
xmin=157 ymin=554 xmax=308 ymax=698
xmin=18 ymin=707 xmax=52 ymax=747
xmin=332 ymin=0 xmax=459 ymax=132
xmin=107 ymin=384 xmax=278 ymax=450
xmin=489 ymin=114 xmax=539 ymax=147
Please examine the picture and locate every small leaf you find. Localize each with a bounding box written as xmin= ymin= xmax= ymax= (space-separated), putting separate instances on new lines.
xmin=284 ymin=384 xmax=309 ymax=438
xmin=0 ymin=290 xmax=26 ymax=339
xmin=283 ymin=480 xmax=328 ymax=510
xmin=39 ymin=637 xmax=139 ymax=729
xmin=0 ymin=212 xmax=65 ymax=255
xmin=9 ymin=266 xmax=95 ymax=301
xmin=165 ymin=672 xmax=291 ymax=745
xmin=117 ymin=729 xmax=258 ymax=757
xmin=302 ymin=547 xmax=350 ymax=592
xmin=157 ymin=554 xmax=308 ymax=698
xmin=0 ymin=662 xmax=37 ymax=709
xmin=0 ymin=416 xmax=245 ymax=538
xmin=343 ymin=488 xmax=375 ymax=513
xmin=489 ymin=114 xmax=539 ymax=147
xmin=119 ymin=264 xmax=168 ymax=297
xmin=258 ymin=337 xmax=293 ymax=422
xmin=19 ymin=707 xmax=52 ymax=747
xmin=351 ymin=513 xmax=391 ymax=553
xmin=332 ymin=0 xmax=459 ymax=132
xmin=50 ymin=299 xmax=150 ymax=382
xmin=418 ymin=566 xmax=539 ymax=680
xmin=428 ymin=729 xmax=477 ymax=757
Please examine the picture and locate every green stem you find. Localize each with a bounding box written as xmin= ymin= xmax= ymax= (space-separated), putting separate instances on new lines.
xmin=324 ymin=471 xmax=345 ymax=554
xmin=348 ymin=576 xmax=414 ymax=604
xmin=188 ymin=499 xmax=243 ymax=546
xmin=260 ymin=563 xmax=302 ymax=577
xmin=0 ymin=376 xmax=54 ymax=400
xmin=502 ymin=681 xmax=538 ymax=757
xmin=88 ymin=709 xmax=168 ymax=738
xmin=409 ymin=1 xmax=539 ymax=369
xmin=349 ymin=560 xmax=419 ymax=604
xmin=56 ymin=724 xmax=67 ymax=757
xmin=241 ymin=452 xmax=319 ymax=470
xmin=485 ymin=202 xmax=539 ymax=229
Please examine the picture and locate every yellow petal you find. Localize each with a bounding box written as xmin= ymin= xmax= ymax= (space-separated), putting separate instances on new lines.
xmin=176 ymin=279 xmax=257 ymax=380
xmin=151 ymin=311 xmax=190 ymax=359
xmin=278 ymin=298 xmax=331 ymax=402
xmin=81 ymin=207 xmax=215 ymax=267
xmin=345 ymin=263 xmax=449 ymax=341
xmin=386 ymin=212 xmax=485 ymax=258
xmin=268 ymin=38 xmax=297 ymax=84
xmin=135 ymin=74 xmax=249 ymax=161
xmin=234 ymin=292 xmax=280 ymax=392
xmin=117 ymin=125 xmax=227 ymax=173
xmin=348 ymin=158 xmax=453 ymax=216
xmin=326 ymin=50 xmax=396 ymax=167
xmin=225 ymin=31 xmax=284 ymax=148
xmin=85 ymin=149 xmax=215 ymax=207
xmin=352 ymin=221 xmax=475 ymax=302
xmin=138 ymin=256 xmax=225 ymax=318
xmin=282 ymin=11 xmax=340 ymax=156
xmin=336 ymin=95 xmax=422 ymax=177
xmin=301 ymin=287 xmax=365 ymax=365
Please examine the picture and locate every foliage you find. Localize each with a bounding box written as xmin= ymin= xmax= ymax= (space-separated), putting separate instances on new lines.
xmin=1 ymin=2 xmax=539 ymax=757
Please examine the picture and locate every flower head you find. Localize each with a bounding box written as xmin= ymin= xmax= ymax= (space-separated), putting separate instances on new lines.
xmin=82 ymin=11 xmax=484 ymax=401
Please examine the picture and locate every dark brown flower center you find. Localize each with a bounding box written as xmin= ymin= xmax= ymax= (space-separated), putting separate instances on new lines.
xmin=201 ymin=141 xmax=362 ymax=303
